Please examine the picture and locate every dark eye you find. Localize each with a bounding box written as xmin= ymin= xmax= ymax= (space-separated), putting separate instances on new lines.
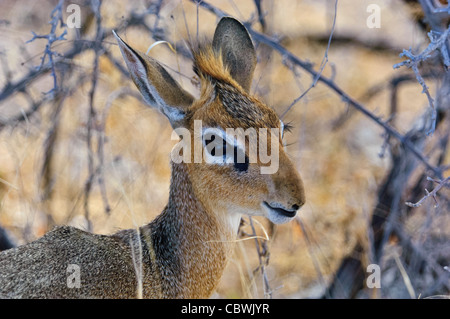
xmin=203 ymin=132 xmax=249 ymax=172
xmin=233 ymin=145 xmax=249 ymax=172
xmin=204 ymin=133 xmax=227 ymax=157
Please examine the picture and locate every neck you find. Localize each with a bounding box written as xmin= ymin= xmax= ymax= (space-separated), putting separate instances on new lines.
xmin=143 ymin=162 xmax=240 ymax=298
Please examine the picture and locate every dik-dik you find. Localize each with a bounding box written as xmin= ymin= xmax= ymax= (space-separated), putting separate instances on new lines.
xmin=0 ymin=17 xmax=305 ymax=298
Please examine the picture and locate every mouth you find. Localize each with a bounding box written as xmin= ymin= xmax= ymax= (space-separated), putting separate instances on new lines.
xmin=263 ymin=201 xmax=297 ymax=219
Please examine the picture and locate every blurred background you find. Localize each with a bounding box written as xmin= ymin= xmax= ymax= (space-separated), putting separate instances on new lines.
xmin=0 ymin=0 xmax=449 ymax=298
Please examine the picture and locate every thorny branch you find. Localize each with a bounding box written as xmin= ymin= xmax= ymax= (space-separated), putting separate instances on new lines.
xmin=405 ymin=176 xmax=450 ymax=208
xmin=192 ymin=0 xmax=444 ymax=180
xmin=393 ymin=26 xmax=450 ymax=135
xmin=322 ymin=0 xmax=450 ymax=299
xmin=193 ymin=0 xmax=450 ymax=298
xmin=248 ymin=217 xmax=272 ymax=299
xmin=25 ymin=0 xmax=67 ymax=96
xmin=280 ymin=0 xmax=338 ymax=118
xmin=84 ymin=0 xmax=106 ymax=231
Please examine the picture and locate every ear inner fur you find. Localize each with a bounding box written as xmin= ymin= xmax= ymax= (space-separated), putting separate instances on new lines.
xmin=113 ymin=31 xmax=194 ymax=127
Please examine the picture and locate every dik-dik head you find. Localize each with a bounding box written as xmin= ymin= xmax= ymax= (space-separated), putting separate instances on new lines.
xmin=114 ymin=17 xmax=305 ymax=224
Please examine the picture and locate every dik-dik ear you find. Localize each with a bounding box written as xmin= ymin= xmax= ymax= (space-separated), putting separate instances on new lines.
xmin=212 ymin=17 xmax=257 ymax=92
xmin=113 ymin=31 xmax=194 ymax=128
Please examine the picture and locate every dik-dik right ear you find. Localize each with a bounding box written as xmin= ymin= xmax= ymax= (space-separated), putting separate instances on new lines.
xmin=212 ymin=17 xmax=257 ymax=92
xmin=113 ymin=31 xmax=194 ymax=128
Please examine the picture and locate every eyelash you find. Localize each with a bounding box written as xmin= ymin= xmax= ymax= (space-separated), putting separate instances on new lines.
xmin=283 ymin=122 xmax=294 ymax=136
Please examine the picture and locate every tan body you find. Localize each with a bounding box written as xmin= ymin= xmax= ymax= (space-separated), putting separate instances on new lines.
xmin=0 ymin=17 xmax=305 ymax=298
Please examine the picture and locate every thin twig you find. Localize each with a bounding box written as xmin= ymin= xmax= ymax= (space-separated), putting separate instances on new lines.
xmin=84 ymin=0 xmax=104 ymax=230
xmin=394 ymin=0 xmax=450 ymax=135
xmin=281 ymin=0 xmax=338 ymax=118
xmin=393 ymin=253 xmax=416 ymax=299
xmin=0 ymin=10 xmax=152 ymax=105
xmin=192 ymin=0 xmax=443 ymax=180
xmin=253 ymin=0 xmax=266 ymax=32
xmin=405 ymin=176 xmax=450 ymax=208
xmin=295 ymin=216 xmax=328 ymax=295
xmin=25 ymin=0 xmax=67 ymax=96
xmin=248 ymin=217 xmax=272 ymax=299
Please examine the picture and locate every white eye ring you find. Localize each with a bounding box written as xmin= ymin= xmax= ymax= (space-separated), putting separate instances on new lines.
xmin=280 ymin=120 xmax=285 ymax=139
xmin=202 ymin=128 xmax=231 ymax=165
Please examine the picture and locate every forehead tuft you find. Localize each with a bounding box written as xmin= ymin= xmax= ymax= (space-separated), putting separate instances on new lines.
xmin=189 ymin=46 xmax=280 ymax=130
xmin=216 ymin=82 xmax=280 ymax=130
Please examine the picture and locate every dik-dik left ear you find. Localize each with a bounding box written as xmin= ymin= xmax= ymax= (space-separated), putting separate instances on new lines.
xmin=212 ymin=17 xmax=257 ymax=92
xmin=113 ymin=31 xmax=194 ymax=128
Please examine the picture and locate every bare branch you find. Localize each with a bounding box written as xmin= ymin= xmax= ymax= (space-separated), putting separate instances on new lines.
xmin=84 ymin=0 xmax=106 ymax=230
xmin=405 ymin=176 xmax=450 ymax=208
xmin=192 ymin=0 xmax=444 ymax=180
xmin=25 ymin=0 xmax=67 ymax=96
xmin=281 ymin=0 xmax=338 ymax=118
xmin=393 ymin=26 xmax=450 ymax=135
xmin=247 ymin=217 xmax=273 ymax=299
